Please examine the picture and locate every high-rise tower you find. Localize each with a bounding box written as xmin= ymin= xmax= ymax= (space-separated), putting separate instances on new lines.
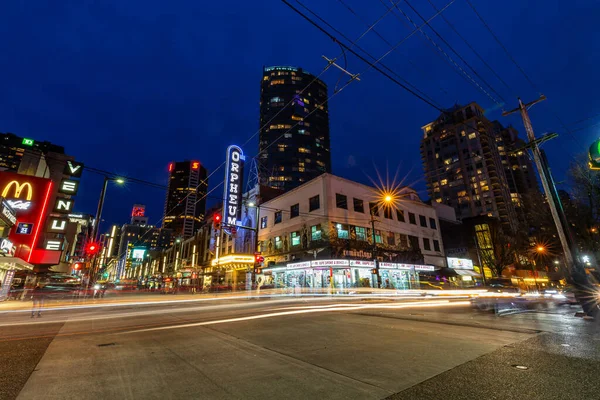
xmin=163 ymin=160 xmax=207 ymax=238
xmin=259 ymin=66 xmax=331 ymax=191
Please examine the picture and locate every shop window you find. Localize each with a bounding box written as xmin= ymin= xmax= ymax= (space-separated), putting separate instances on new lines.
xmin=409 ymin=212 xmax=416 ymax=225
xmin=369 ymin=202 xmax=379 ymax=217
xmin=353 ymin=198 xmax=364 ymax=213
xmin=384 ymin=206 xmax=393 ymax=219
xmin=423 ymin=238 xmax=431 ymax=251
xmin=309 ymin=195 xmax=320 ymax=211
xmin=387 ymin=232 xmax=396 ymax=246
xmin=419 ymin=215 xmax=427 ymax=227
xmin=336 ymin=193 xmax=348 ymax=209
xmin=429 ymin=218 xmax=437 ymax=230
xmin=311 ymin=225 xmax=322 ymax=241
xmin=260 ymin=216 xmax=268 ymax=229
xmin=396 ymin=209 xmax=405 ymax=222
xmin=433 ymin=239 xmax=440 ymax=252
xmin=336 ymin=223 xmax=349 ymax=239
xmin=275 ymin=236 xmax=282 ymax=250
xmin=291 ymin=231 xmax=300 ymax=246
xmin=290 ymin=203 xmax=299 ymax=218
xmin=274 ymin=211 xmax=282 ymax=224
xmin=355 ymin=226 xmax=367 ymax=241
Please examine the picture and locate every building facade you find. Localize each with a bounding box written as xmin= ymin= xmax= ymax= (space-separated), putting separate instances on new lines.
xmin=163 ymin=161 xmax=208 ymax=239
xmin=256 ymin=173 xmax=444 ymax=289
xmin=421 ymin=103 xmax=519 ymax=232
xmin=259 ymin=66 xmax=331 ymax=191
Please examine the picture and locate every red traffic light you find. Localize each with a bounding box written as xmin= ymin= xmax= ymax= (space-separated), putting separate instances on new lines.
xmin=254 ymin=254 xmax=264 ymax=263
xmin=214 ymin=214 xmax=221 ymax=223
xmin=85 ymin=242 xmax=100 ymax=255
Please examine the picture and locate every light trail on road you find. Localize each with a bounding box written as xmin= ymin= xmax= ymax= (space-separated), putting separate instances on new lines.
xmin=120 ymin=300 xmax=472 ymax=334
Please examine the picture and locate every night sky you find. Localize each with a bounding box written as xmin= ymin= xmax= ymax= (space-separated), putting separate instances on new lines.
xmin=1 ymin=0 xmax=599 ymax=231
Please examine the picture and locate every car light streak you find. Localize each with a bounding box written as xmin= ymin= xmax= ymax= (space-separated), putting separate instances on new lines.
xmin=121 ymin=300 xmax=471 ymax=334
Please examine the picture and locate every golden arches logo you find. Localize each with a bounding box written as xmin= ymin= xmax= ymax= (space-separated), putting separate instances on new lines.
xmin=2 ymin=181 xmax=33 ymax=200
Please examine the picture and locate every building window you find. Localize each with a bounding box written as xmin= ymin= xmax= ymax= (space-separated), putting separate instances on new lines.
xmin=384 ymin=206 xmax=393 ymax=219
xmin=468 ymin=132 xmax=477 ymax=139
xmin=260 ymin=216 xmax=268 ymax=229
xmin=419 ymin=215 xmax=427 ymax=227
xmin=311 ymin=224 xmax=322 ymax=241
xmin=374 ymin=230 xmax=383 ymax=244
xmin=408 ymin=212 xmax=416 ymax=225
xmin=429 ymin=218 xmax=437 ymax=230
xmin=275 ymin=236 xmax=282 ymax=250
xmin=369 ymin=202 xmax=379 ymax=216
xmin=398 ymin=234 xmax=408 ymax=249
xmin=355 ymin=226 xmax=367 ymax=241
xmin=433 ymin=239 xmax=440 ymax=252
xmin=291 ymin=231 xmax=300 ymax=246
xmin=336 ymin=193 xmax=348 ymax=209
xmin=423 ymin=238 xmax=431 ymax=251
xmin=290 ymin=203 xmax=299 ymax=218
xmin=274 ymin=211 xmax=282 ymax=224
xmin=387 ymin=232 xmax=396 ymax=246
xmin=353 ymin=198 xmax=364 ymax=213
xmin=309 ymin=195 xmax=320 ymax=212
xmin=408 ymin=235 xmax=419 ymax=249
xmin=396 ymin=209 xmax=405 ymax=222
xmin=336 ymin=223 xmax=349 ymax=239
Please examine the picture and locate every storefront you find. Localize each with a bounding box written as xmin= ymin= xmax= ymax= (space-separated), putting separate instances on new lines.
xmin=262 ymin=259 xmax=434 ymax=290
xmin=207 ymin=254 xmax=255 ymax=290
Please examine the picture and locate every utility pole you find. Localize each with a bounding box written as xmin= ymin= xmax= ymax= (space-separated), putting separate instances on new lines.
xmin=504 ymin=97 xmax=595 ymax=316
xmin=503 ymin=96 xmax=575 ymax=268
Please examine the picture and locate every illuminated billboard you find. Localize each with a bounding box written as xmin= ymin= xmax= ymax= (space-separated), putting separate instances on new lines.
xmin=447 ymin=257 xmax=474 ymax=270
xmin=0 ymin=172 xmax=53 ymax=262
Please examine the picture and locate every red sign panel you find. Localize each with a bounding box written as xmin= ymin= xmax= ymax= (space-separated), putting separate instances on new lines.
xmin=0 ymin=172 xmax=53 ymax=262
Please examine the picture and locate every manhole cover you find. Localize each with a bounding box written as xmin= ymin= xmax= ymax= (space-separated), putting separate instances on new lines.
xmin=97 ymin=342 xmax=116 ymax=347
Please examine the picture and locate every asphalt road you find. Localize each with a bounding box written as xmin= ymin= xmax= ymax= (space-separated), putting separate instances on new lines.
xmin=1 ymin=294 xmax=598 ymax=400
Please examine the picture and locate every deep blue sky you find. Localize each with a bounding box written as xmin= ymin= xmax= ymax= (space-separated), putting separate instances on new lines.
xmin=1 ymin=0 xmax=599 ymax=231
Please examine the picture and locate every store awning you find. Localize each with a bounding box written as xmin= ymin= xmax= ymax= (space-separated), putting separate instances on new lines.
xmin=454 ymin=269 xmax=482 ymax=277
xmin=0 ymin=257 xmax=34 ymax=271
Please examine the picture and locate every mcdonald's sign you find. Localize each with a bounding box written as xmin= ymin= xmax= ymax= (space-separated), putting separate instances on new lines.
xmin=0 ymin=172 xmax=53 ymax=263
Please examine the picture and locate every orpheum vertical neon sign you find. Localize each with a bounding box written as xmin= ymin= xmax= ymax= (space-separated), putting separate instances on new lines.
xmin=222 ymin=145 xmax=245 ymax=226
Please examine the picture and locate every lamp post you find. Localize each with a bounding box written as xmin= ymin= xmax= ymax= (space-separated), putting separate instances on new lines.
xmin=371 ymin=193 xmax=393 ymax=289
xmin=92 ymin=177 xmax=125 ymax=242
xmin=89 ymin=176 xmax=124 ymax=285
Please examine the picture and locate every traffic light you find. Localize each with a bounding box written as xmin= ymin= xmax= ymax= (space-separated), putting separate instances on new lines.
xmin=589 ymin=139 xmax=600 ymax=170
xmin=85 ymin=242 xmax=100 ymax=255
xmin=254 ymin=252 xmax=264 ymax=274
xmin=371 ymin=268 xmax=378 ymax=274
xmin=214 ymin=214 xmax=222 ymax=229
xmin=73 ymin=263 xmax=81 ymax=270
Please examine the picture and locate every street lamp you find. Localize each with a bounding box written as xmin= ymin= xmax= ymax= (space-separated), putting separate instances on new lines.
xmin=92 ymin=176 xmax=125 ymax=242
xmin=371 ymin=193 xmax=394 ymax=289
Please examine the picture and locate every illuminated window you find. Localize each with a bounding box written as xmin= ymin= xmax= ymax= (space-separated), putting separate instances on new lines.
xmin=441 ymin=179 xmax=448 ymax=185
xmin=311 ymin=224 xmax=322 ymax=240
xmin=270 ymin=96 xmax=283 ymax=103
xmin=468 ymin=132 xmax=477 ymax=139
xmin=292 ymin=115 xmax=302 ymax=121
xmin=291 ymin=231 xmax=300 ymax=246
xmin=374 ymin=230 xmax=383 ymax=244
xmin=336 ymin=223 xmax=349 ymax=239
xmin=263 ymin=76 xmax=269 ymax=81
xmin=271 ymin=80 xmax=285 ymax=85
xmin=278 ymin=166 xmax=285 ymax=171
xmin=355 ymin=226 xmax=367 ymax=241
xmin=298 ymin=148 xmax=311 ymax=153
xmin=275 ymin=236 xmax=282 ymax=250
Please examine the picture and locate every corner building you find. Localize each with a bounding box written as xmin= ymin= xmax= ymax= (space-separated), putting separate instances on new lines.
xmin=259 ymin=66 xmax=331 ymax=191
